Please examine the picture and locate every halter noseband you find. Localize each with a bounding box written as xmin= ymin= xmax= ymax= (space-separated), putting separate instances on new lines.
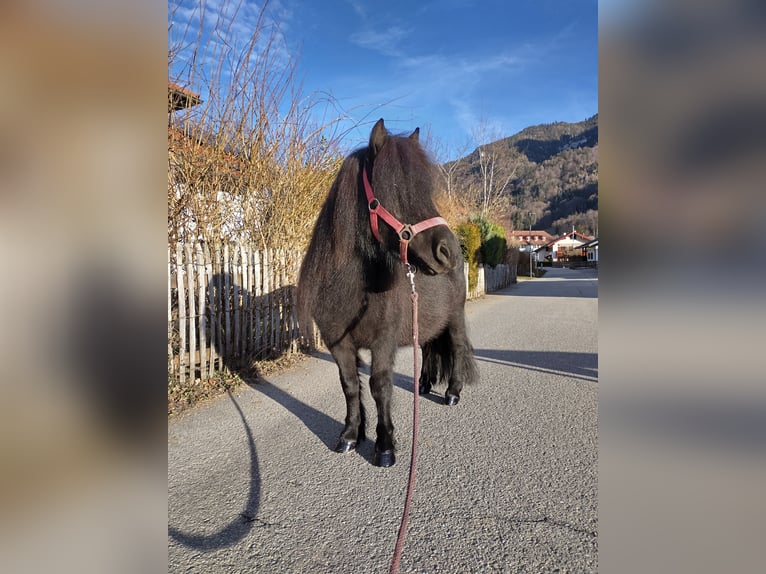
xmin=362 ymin=168 xmax=448 ymax=266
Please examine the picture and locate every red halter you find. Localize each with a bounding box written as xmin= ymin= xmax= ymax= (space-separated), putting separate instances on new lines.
xmin=362 ymin=168 xmax=448 ymax=265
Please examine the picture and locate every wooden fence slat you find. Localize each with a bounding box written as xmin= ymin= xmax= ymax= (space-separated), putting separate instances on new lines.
xmin=176 ymin=244 xmax=186 ymax=385
xmin=214 ymin=243 xmax=223 ymax=369
xmin=205 ymin=242 xmax=216 ymax=379
xmin=240 ymin=245 xmax=248 ymax=361
xmin=185 ymin=243 xmax=197 ymax=381
xmin=233 ymin=246 xmax=241 ymax=364
xmin=280 ymin=250 xmax=289 ymax=351
xmin=223 ymin=243 xmax=231 ymax=366
xmin=262 ymin=248 xmax=271 ymax=354
xmin=289 ymin=254 xmax=298 ymax=353
xmin=196 ymin=244 xmax=207 ymax=381
xmin=254 ymin=249 xmax=262 ymax=356
xmin=271 ymin=248 xmax=279 ymax=352
xmin=247 ymin=245 xmax=255 ymax=358
xmin=168 ymin=247 xmax=174 ymax=377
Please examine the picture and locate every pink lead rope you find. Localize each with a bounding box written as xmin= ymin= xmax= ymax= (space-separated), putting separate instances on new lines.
xmin=361 ymin=168 xmax=443 ymax=574
xmin=389 ymin=268 xmax=419 ymax=574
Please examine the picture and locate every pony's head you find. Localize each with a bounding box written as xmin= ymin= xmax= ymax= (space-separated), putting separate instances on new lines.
xmin=363 ymin=118 xmax=461 ymax=275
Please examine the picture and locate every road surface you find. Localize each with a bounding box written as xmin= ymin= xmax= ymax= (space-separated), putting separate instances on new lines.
xmin=169 ymin=267 xmax=598 ymax=573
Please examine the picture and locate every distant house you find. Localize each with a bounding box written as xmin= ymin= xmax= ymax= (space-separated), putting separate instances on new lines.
xmin=168 ymin=82 xmax=202 ymax=113
xmin=535 ymin=231 xmax=594 ymax=264
xmin=580 ymin=238 xmax=599 ymax=265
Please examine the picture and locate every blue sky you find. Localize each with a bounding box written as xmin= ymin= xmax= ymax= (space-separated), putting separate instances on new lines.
xmin=170 ymin=0 xmax=597 ymax=160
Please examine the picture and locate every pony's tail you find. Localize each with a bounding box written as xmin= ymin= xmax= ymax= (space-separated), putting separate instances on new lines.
xmin=458 ymin=336 xmax=480 ymax=386
xmin=296 ymin=258 xmax=318 ymax=347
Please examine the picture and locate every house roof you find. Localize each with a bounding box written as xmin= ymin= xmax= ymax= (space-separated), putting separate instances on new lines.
xmin=168 ymin=82 xmax=202 ymax=112
xmin=509 ymin=230 xmax=554 ymax=246
xmin=580 ymin=238 xmax=599 ymax=248
xmin=509 ymin=230 xmax=553 ymax=239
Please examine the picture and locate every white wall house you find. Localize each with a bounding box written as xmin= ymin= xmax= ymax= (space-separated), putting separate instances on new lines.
xmin=535 ymin=231 xmax=594 ymax=263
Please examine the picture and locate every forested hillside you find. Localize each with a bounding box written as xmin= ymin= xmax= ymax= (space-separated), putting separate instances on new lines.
xmin=446 ymin=114 xmax=598 ymax=237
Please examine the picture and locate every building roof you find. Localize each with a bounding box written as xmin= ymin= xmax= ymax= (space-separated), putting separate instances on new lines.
xmin=580 ymin=238 xmax=599 ymax=249
xmin=509 ymin=230 xmax=554 ymax=246
xmin=509 ymin=230 xmax=554 ymax=239
xmin=168 ymin=82 xmax=202 ymax=112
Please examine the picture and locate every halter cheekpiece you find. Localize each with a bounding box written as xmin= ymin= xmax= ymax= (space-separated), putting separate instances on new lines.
xmin=362 ymin=167 xmax=448 ymax=266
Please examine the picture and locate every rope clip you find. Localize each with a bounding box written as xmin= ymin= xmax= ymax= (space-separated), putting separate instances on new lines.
xmin=405 ymin=263 xmax=416 ymax=294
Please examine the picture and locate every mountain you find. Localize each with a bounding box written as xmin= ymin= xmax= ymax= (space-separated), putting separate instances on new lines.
xmin=446 ymin=114 xmax=598 ymax=237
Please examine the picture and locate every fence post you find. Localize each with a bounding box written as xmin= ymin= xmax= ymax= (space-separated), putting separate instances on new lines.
xmin=263 ymin=248 xmax=271 ymax=353
xmin=242 ymin=243 xmax=252 ymax=364
xmin=223 ymin=243 xmax=232 ymax=367
xmin=176 ymin=243 xmax=186 ymax=385
xmin=196 ymin=243 xmax=207 ymax=381
xmin=205 ymin=242 xmax=216 ymax=379
xmin=232 ymin=246 xmax=241 ymax=365
xmin=168 ymin=247 xmax=174 ymax=380
xmin=254 ymin=249 xmax=262 ymax=355
xmin=185 ymin=243 xmax=197 ymax=382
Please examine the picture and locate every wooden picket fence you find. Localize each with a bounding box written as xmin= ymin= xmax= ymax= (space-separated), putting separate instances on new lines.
xmin=168 ymin=242 xmax=316 ymax=386
xmin=483 ymin=263 xmax=515 ymax=294
xmin=464 ymin=263 xmax=515 ymax=300
xmin=168 ymin=242 xmax=516 ymax=385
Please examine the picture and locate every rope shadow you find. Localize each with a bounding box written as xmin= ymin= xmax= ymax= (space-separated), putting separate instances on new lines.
xmin=168 ymin=391 xmax=261 ymax=550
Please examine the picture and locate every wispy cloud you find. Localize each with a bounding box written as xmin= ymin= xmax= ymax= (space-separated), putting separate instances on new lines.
xmin=344 ymin=0 xmax=367 ymax=19
xmin=349 ymin=25 xmax=412 ymax=57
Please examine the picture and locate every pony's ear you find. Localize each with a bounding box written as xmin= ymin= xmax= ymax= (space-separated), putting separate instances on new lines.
xmin=369 ymin=118 xmax=387 ymax=156
xmin=409 ymin=127 xmax=420 ymax=141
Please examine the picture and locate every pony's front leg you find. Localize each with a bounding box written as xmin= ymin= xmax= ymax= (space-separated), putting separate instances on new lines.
xmin=369 ymin=339 xmax=397 ymax=467
xmin=330 ymin=340 xmax=365 ymax=453
xmin=419 ymin=341 xmax=438 ymax=396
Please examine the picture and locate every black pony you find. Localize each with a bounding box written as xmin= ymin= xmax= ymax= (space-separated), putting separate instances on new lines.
xmin=297 ymin=119 xmax=478 ymax=467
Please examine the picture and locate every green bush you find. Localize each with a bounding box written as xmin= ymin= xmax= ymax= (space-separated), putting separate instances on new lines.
xmin=455 ymin=222 xmax=481 ymax=293
xmin=481 ymin=224 xmax=507 ymax=267
xmin=469 ymin=214 xmax=507 ymax=268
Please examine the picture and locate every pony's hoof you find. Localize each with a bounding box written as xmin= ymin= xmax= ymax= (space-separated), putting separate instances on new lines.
xmin=334 ymin=439 xmax=357 ymax=453
xmin=374 ymin=449 xmax=396 ymax=467
xmin=444 ymin=393 xmax=460 ymax=406
xmin=418 ymin=382 xmax=432 ymax=395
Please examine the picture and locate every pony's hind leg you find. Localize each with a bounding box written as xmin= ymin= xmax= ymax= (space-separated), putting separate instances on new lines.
xmin=369 ymin=338 xmax=397 ymax=467
xmin=330 ymin=339 xmax=365 ymax=453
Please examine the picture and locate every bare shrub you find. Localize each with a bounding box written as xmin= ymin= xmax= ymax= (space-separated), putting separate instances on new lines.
xmin=168 ymin=0 xmax=346 ymax=250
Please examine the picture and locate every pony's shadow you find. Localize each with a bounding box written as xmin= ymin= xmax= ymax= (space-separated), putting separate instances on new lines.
xmin=240 ymin=373 xmax=342 ymax=452
xmin=168 ymin=391 xmax=261 ymax=550
xmin=241 ymin=371 xmax=383 ymax=466
xmin=209 ymin=273 xmax=380 ymax=466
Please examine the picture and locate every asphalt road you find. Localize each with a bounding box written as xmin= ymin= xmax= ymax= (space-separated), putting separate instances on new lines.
xmin=168 ymin=267 xmax=598 ymax=573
